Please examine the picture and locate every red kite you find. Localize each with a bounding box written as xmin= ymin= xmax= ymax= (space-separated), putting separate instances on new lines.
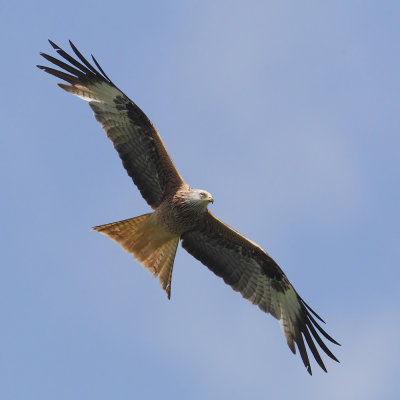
xmin=38 ymin=40 xmax=340 ymax=374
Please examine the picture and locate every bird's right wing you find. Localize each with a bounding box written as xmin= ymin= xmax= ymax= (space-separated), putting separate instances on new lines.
xmin=38 ymin=40 xmax=185 ymax=209
xmin=181 ymin=211 xmax=340 ymax=375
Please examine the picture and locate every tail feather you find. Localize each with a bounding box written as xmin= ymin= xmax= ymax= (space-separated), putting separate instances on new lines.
xmin=93 ymin=213 xmax=179 ymax=298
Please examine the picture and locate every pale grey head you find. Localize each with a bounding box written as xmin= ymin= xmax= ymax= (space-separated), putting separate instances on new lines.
xmin=184 ymin=188 xmax=214 ymax=211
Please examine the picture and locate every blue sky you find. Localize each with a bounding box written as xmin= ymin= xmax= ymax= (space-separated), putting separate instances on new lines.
xmin=1 ymin=1 xmax=399 ymax=399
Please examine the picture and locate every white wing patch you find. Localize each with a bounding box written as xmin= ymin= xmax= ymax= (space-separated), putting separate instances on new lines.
xmin=58 ymin=81 xmax=122 ymax=108
xmin=277 ymin=284 xmax=302 ymax=353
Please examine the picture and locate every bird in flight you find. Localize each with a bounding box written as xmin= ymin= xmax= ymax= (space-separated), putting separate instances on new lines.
xmin=38 ymin=40 xmax=340 ymax=375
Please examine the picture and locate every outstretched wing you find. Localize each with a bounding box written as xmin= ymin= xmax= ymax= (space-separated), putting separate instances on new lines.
xmin=181 ymin=211 xmax=340 ymax=375
xmin=37 ymin=40 xmax=185 ymax=209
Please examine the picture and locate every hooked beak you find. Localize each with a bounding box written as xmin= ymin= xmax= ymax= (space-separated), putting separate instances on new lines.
xmin=208 ymin=196 xmax=214 ymax=204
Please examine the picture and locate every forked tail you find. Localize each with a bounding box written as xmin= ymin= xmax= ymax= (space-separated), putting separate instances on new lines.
xmin=93 ymin=213 xmax=179 ymax=298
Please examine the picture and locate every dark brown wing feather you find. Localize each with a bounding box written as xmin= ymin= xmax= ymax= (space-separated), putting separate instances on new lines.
xmin=37 ymin=40 xmax=184 ymax=208
xmin=181 ymin=211 xmax=340 ymax=375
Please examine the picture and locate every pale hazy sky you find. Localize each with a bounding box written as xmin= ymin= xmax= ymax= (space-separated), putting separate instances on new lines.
xmin=1 ymin=1 xmax=399 ymax=399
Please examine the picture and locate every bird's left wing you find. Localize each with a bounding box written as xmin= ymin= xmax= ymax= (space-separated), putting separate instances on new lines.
xmin=37 ymin=40 xmax=185 ymax=209
xmin=181 ymin=211 xmax=340 ymax=375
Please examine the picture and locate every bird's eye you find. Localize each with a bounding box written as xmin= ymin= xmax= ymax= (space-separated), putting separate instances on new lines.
xmin=200 ymin=192 xmax=206 ymax=198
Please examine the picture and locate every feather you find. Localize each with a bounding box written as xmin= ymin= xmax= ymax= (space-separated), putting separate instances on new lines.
xmin=93 ymin=214 xmax=179 ymax=299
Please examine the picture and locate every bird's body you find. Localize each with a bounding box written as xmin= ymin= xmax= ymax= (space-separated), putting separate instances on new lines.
xmin=94 ymin=186 xmax=215 ymax=297
xmin=38 ymin=40 xmax=340 ymax=375
xmin=158 ymin=187 xmax=215 ymax=234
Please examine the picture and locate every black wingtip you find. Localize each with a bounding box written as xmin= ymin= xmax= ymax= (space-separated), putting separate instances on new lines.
xmin=91 ymin=53 xmax=112 ymax=82
xmin=312 ymin=315 xmax=340 ymax=346
xmin=302 ymin=299 xmax=326 ymax=324
xmin=48 ymin=39 xmax=60 ymax=50
xmin=68 ymin=40 xmax=99 ymax=75
xmin=69 ymin=40 xmax=79 ymax=53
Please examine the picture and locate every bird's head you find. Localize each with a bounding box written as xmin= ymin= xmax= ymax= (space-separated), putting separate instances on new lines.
xmin=187 ymin=188 xmax=214 ymax=210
